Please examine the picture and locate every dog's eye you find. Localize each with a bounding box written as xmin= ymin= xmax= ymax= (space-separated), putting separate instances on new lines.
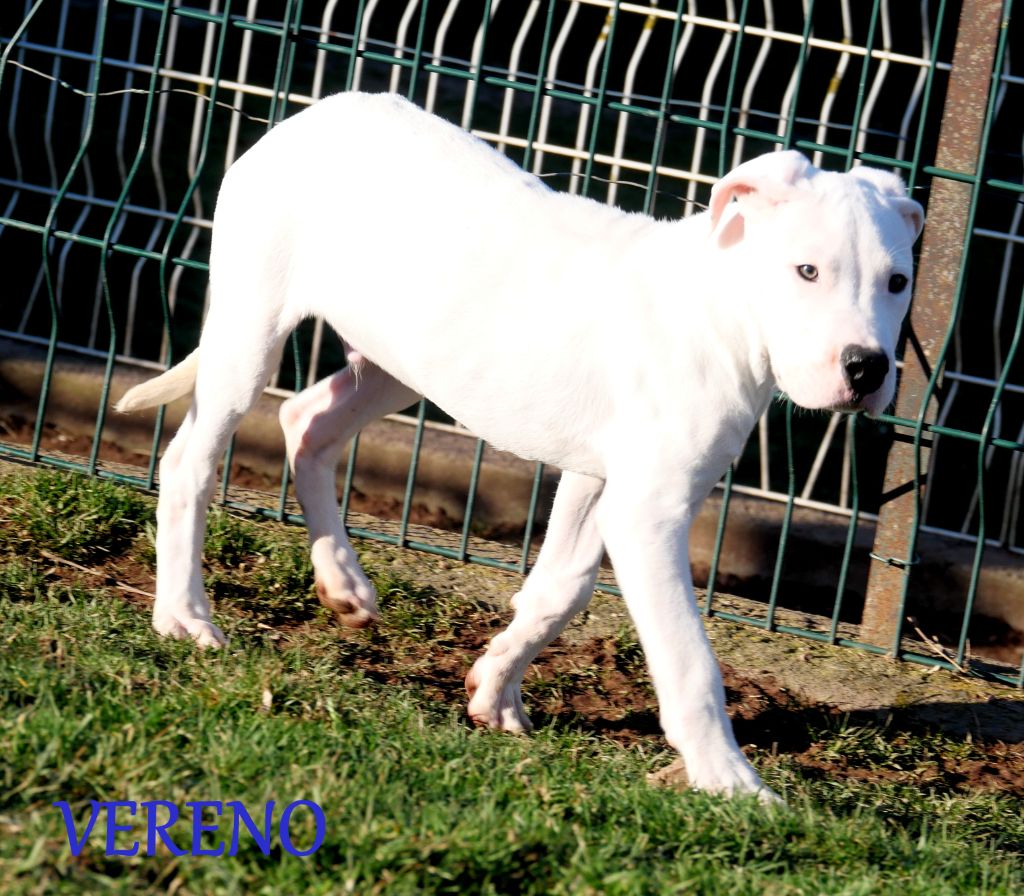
xmin=889 ymin=273 xmax=909 ymax=293
xmin=797 ymin=264 xmax=818 ymax=282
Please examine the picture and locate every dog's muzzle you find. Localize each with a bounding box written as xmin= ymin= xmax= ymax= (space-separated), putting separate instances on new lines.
xmin=840 ymin=344 xmax=889 ymax=400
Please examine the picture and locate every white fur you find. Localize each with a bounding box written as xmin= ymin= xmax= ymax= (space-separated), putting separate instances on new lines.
xmin=117 ymin=92 xmax=924 ymax=803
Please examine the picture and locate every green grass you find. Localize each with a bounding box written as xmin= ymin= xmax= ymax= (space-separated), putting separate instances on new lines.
xmin=2 ymin=468 xmax=153 ymax=564
xmin=0 ymin=466 xmax=1021 ymax=894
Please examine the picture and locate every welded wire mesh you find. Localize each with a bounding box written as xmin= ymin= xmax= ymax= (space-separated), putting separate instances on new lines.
xmin=1 ymin=0 xmax=1021 ymax=685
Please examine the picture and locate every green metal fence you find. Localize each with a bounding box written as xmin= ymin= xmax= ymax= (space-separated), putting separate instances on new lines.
xmin=1 ymin=0 xmax=1022 ymax=687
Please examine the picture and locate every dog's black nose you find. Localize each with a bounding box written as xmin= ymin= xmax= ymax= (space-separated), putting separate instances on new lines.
xmin=840 ymin=345 xmax=889 ymax=398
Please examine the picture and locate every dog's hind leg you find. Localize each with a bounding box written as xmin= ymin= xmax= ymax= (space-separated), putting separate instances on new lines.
xmin=466 ymin=471 xmax=605 ymax=732
xmin=153 ymin=313 xmax=292 ymax=648
xmin=280 ymin=354 xmax=419 ymax=627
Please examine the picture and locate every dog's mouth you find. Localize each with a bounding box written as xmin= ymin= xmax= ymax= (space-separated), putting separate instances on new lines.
xmin=825 ymin=386 xmax=892 ymax=417
xmin=782 ymin=396 xmax=863 ymax=415
xmin=778 ymin=383 xmax=890 ymax=417
xmin=827 ymin=386 xmax=867 ymax=413
xmin=826 ymin=400 xmax=862 ymax=414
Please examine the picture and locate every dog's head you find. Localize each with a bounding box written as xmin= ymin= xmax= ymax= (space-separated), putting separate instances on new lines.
xmin=709 ymin=151 xmax=924 ymax=416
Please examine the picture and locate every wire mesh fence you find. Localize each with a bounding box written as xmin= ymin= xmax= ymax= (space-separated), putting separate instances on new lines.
xmin=0 ymin=0 xmax=1021 ymax=686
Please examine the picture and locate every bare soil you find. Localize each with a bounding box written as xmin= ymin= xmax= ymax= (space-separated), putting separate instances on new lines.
xmin=0 ymin=412 xmax=465 ymax=533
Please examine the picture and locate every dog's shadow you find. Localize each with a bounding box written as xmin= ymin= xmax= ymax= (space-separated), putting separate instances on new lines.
xmin=524 ymin=668 xmax=1024 ymax=802
xmin=321 ymin=614 xmax=1023 ymax=799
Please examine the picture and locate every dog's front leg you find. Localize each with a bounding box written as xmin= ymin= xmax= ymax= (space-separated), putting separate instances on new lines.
xmin=596 ymin=472 xmax=779 ymax=803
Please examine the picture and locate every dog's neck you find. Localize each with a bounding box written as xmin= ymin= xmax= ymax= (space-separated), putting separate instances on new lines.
xmin=613 ymin=213 xmax=779 ymax=499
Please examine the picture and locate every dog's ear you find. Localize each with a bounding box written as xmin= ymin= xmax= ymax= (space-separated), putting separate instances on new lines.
xmin=850 ymin=166 xmax=925 ymax=242
xmin=709 ymin=150 xmax=813 ymax=248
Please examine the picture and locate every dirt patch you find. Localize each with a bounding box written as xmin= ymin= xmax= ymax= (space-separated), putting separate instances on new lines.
xmin=0 ymin=413 xmax=479 ymax=536
xmin=299 ymin=539 xmax=1024 ymax=797
xmin=341 ymin=609 xmax=1024 ymax=796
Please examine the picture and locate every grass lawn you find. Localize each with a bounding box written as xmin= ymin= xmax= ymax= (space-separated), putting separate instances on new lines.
xmin=0 ymin=464 xmax=1021 ymax=894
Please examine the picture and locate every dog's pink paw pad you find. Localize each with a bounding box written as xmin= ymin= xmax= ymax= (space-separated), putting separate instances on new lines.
xmin=316 ymin=581 xmax=379 ymax=629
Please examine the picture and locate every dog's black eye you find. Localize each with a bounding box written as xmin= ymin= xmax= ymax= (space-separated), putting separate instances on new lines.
xmin=889 ymin=273 xmax=909 ymax=294
xmin=797 ymin=264 xmax=818 ymax=282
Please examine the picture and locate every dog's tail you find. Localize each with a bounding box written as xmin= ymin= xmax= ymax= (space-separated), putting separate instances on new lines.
xmin=115 ymin=349 xmax=200 ymax=413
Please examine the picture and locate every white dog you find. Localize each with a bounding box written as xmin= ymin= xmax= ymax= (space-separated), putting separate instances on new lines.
xmin=118 ymin=92 xmax=923 ymax=802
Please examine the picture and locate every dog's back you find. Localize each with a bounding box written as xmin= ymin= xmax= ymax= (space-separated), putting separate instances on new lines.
xmin=210 ymin=92 xmax=664 ymax=471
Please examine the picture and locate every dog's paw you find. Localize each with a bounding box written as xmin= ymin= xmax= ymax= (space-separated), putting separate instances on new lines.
xmin=152 ymin=610 xmax=227 ymax=649
xmin=465 ymin=656 xmax=533 ymax=733
xmin=658 ymin=754 xmax=782 ymax=805
xmin=755 ymin=785 xmax=784 ymax=806
xmin=315 ymin=580 xmax=379 ymax=629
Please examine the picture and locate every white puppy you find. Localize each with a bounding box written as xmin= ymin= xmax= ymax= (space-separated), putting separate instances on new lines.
xmin=118 ymin=92 xmax=923 ymax=801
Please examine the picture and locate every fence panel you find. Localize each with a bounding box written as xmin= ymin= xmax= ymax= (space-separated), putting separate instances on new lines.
xmin=0 ymin=0 xmax=1021 ymax=686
